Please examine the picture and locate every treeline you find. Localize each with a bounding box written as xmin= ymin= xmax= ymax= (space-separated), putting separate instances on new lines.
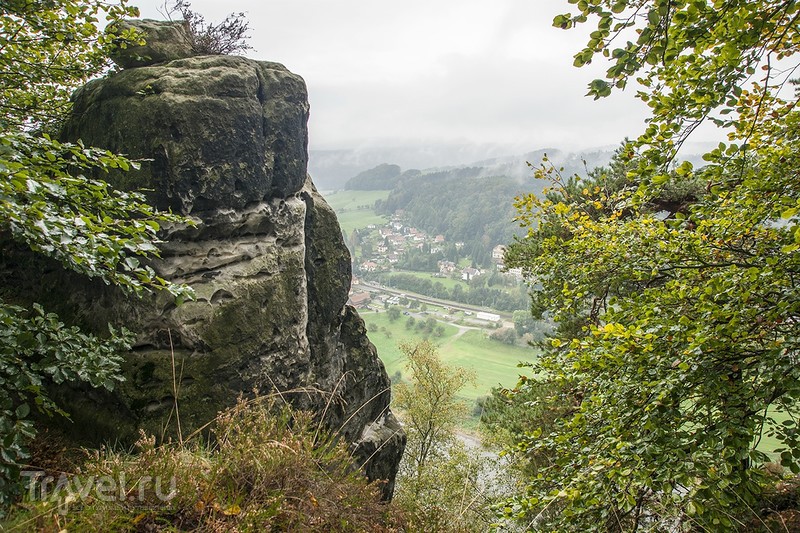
xmin=343 ymin=163 xmax=430 ymax=191
xmin=396 ymin=244 xmax=496 ymax=272
xmin=382 ymin=273 xmax=528 ymax=312
xmin=377 ymin=169 xmax=519 ymax=245
xmin=374 ymin=169 xmax=540 ymax=267
xmin=396 ymin=247 xmax=442 ymax=271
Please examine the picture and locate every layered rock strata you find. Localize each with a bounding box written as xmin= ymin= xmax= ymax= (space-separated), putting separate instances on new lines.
xmin=16 ymin=21 xmax=404 ymax=497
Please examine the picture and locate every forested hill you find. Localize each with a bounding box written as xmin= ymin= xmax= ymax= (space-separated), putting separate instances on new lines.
xmin=344 ymin=164 xmax=421 ymax=190
xmin=375 ymin=167 xmax=547 ymax=259
xmin=346 ymin=150 xmax=614 ymax=249
xmin=338 ymin=148 xmax=623 ymax=266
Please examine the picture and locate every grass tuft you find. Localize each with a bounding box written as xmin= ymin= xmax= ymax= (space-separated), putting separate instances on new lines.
xmin=3 ymin=396 xmax=404 ymax=532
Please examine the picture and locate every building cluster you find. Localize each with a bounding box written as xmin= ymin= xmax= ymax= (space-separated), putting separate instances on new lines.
xmin=356 ymin=213 xmax=458 ymax=273
xmin=346 ymin=282 xmax=405 ymax=311
xmin=490 ymin=245 xmax=523 ymax=280
xmin=354 ymin=214 xmax=522 ymax=282
xmin=348 ymin=237 xmax=523 ymax=310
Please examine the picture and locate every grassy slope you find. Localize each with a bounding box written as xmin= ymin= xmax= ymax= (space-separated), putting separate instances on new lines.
xmin=361 ymin=310 xmax=538 ymax=403
xmin=439 ymin=330 xmax=534 ymax=399
xmin=387 ymin=269 xmax=469 ymax=291
xmin=323 ymin=190 xmax=391 ymax=236
xmin=758 ymin=410 xmax=794 ymax=459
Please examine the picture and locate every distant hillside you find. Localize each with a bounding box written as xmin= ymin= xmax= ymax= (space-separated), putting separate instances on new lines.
xmin=309 ymin=142 xmax=714 ymax=190
xmin=374 ymin=167 xmax=546 ymax=265
xmin=344 ymin=164 xmax=404 ymax=190
xmin=335 ymin=151 xmax=608 ymax=266
xmin=308 ymin=143 xmax=567 ymax=190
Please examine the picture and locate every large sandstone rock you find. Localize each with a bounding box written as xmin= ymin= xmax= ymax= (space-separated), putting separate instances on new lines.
xmin=63 ymin=54 xmax=308 ymax=213
xmin=21 ymin=38 xmax=405 ymax=498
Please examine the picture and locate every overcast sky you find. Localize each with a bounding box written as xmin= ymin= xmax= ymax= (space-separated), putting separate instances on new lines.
xmin=133 ymin=0 xmax=654 ymax=153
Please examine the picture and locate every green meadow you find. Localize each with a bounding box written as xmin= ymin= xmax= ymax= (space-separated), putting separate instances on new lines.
xmin=387 ymin=269 xmax=469 ymax=291
xmin=323 ymin=190 xmax=391 ymax=236
xmin=360 ymin=310 xmax=538 ymax=403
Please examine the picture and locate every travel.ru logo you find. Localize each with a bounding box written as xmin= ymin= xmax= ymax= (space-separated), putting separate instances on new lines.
xmin=21 ymin=470 xmax=177 ymax=515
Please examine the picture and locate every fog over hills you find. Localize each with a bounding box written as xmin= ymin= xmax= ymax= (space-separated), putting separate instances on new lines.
xmin=309 ymin=141 xmax=716 ymax=190
xmin=309 ymin=143 xmax=536 ymax=190
xmin=308 ymin=143 xmax=614 ymax=190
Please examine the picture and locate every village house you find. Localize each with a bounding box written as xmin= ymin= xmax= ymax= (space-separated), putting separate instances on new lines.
xmin=438 ymin=260 xmax=456 ymax=274
xmin=505 ymin=266 xmax=524 ymax=281
xmin=492 ymin=244 xmax=506 ymax=262
xmin=347 ymin=291 xmax=372 ymax=309
xmin=461 ymin=267 xmax=482 ymax=281
xmin=360 ymin=260 xmax=378 ymax=272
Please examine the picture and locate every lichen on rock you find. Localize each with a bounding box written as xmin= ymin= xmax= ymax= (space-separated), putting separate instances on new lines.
xmin=64 ymin=54 xmax=309 ymax=214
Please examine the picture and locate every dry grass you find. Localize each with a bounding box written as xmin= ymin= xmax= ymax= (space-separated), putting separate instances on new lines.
xmin=2 ymin=396 xmax=405 ymax=532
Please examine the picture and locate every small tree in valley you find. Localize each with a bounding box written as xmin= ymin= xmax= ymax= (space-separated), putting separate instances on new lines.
xmin=393 ymin=340 xmax=496 ymax=531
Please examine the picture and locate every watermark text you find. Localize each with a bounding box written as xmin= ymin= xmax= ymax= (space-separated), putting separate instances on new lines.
xmin=21 ymin=470 xmax=177 ymax=514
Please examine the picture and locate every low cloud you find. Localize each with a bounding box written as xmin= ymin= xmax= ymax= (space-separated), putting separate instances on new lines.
xmin=136 ymin=0 xmax=653 ymax=151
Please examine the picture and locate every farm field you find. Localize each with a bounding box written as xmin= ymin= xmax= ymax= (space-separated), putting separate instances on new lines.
xmin=360 ymin=310 xmax=537 ymax=403
xmin=439 ymin=330 xmax=533 ymax=399
xmin=385 ymin=269 xmax=468 ymax=291
xmin=323 ymin=189 xmax=391 ymax=236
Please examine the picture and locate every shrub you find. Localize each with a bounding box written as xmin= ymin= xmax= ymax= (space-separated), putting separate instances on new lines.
xmin=489 ymin=327 xmax=517 ymax=345
xmin=169 ymin=1 xmax=252 ymax=55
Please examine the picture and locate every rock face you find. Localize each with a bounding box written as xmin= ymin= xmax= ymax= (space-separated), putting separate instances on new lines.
xmin=43 ymin=24 xmax=405 ymax=498
xmin=109 ymin=19 xmax=196 ymax=69
xmin=65 ymin=54 xmax=308 ymax=213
